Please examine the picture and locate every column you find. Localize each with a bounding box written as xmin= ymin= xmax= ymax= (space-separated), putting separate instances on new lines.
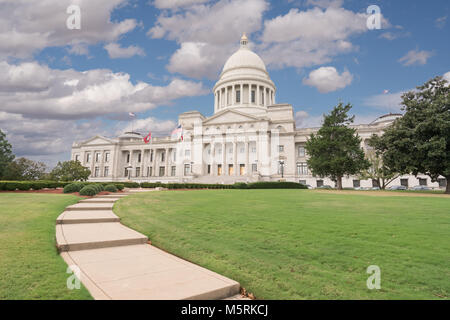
xmin=214 ymin=92 xmax=217 ymax=112
xmin=240 ymin=84 xmax=243 ymax=105
xmin=257 ymin=85 xmax=260 ymax=106
xmin=222 ymin=141 xmax=226 ymax=175
xmin=245 ymin=141 xmax=250 ymax=176
xmin=263 ymin=88 xmax=267 ymax=106
xmin=248 ymin=84 xmax=252 ymax=104
xmin=273 ymin=91 xmax=276 ymax=104
xmin=152 ymin=148 xmax=157 ymax=177
xmin=233 ymin=141 xmax=238 ymax=176
xmin=165 ymin=148 xmax=169 ymax=176
xmin=141 ymin=149 xmax=145 ymax=177
xmin=231 ymin=85 xmax=235 ymax=106
xmin=211 ymin=143 xmax=215 ymax=176
xmin=225 ymin=87 xmax=228 ymax=106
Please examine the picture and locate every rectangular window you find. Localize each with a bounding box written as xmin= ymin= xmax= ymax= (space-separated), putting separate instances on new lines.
xmin=228 ymin=164 xmax=234 ymax=175
xmin=150 ymin=150 xmax=154 ymax=162
xmin=251 ymin=147 xmax=256 ymax=153
xmin=236 ymin=90 xmax=241 ymax=103
xmin=218 ymin=164 xmax=222 ymax=176
xmin=207 ymin=165 xmax=211 ymax=174
xmin=185 ymin=150 xmax=191 ymax=157
xmin=278 ymin=145 xmax=284 ymax=152
xmin=161 ymin=151 xmax=165 ymax=162
xmin=400 ymin=178 xmax=408 ymax=187
xmin=251 ymin=90 xmax=256 ymax=103
xmin=438 ymin=178 xmax=446 ymax=188
xmin=297 ymin=163 xmax=308 ymax=175
xmin=419 ymin=178 xmax=427 ymax=186
xmin=159 ymin=166 xmax=165 ymax=177
xmin=299 ymin=180 xmax=307 ymax=185
xmin=75 ymin=154 xmax=80 ymax=162
xmin=104 ymin=166 xmax=109 ymax=177
xmin=95 ymin=153 xmax=100 ymax=163
xmin=317 ymin=180 xmax=324 ymax=188
xmin=105 ymin=153 xmax=110 ymax=162
xmin=138 ymin=153 xmax=142 ymax=163
xmin=171 ymin=166 xmax=176 ymax=176
xmin=86 ymin=153 xmax=91 ymax=163
xmin=135 ymin=167 xmax=141 ymax=177
xmin=94 ymin=167 xmax=99 ymax=177
xmin=184 ymin=164 xmax=190 ymax=176
xmin=298 ymin=146 xmax=306 ymax=157
xmin=124 ymin=168 xmax=129 ymax=178
xmin=353 ymin=180 xmax=360 ymax=188
xmin=148 ymin=167 xmax=153 ymax=177
xmin=252 ymin=163 xmax=257 ymax=173
xmin=126 ymin=153 xmax=130 ymax=163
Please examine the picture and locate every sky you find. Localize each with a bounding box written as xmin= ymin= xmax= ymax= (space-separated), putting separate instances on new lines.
xmin=0 ymin=0 xmax=449 ymax=167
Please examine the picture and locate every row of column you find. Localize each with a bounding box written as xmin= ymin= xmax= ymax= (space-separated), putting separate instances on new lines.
xmin=208 ymin=141 xmax=255 ymax=176
xmin=124 ymin=148 xmax=172 ymax=178
xmin=82 ymin=150 xmax=111 ymax=178
xmin=214 ymin=83 xmax=275 ymax=111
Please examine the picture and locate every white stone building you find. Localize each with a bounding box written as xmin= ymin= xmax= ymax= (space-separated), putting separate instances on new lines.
xmin=71 ymin=35 xmax=446 ymax=190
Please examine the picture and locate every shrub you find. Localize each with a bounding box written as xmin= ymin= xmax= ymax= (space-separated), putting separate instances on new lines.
xmin=247 ymin=181 xmax=307 ymax=189
xmin=63 ymin=183 xmax=85 ymax=193
xmin=79 ymin=185 xmax=97 ymax=196
xmin=233 ymin=182 xmax=248 ymax=189
xmin=90 ymin=184 xmax=103 ymax=193
xmin=115 ymin=184 xmax=125 ymax=191
xmin=104 ymin=184 xmax=118 ymax=192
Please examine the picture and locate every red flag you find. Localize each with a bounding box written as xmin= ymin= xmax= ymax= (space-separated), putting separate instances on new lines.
xmin=143 ymin=131 xmax=152 ymax=144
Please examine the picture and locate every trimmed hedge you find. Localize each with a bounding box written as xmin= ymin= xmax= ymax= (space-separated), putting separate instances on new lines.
xmin=79 ymin=185 xmax=97 ymax=196
xmin=0 ymin=180 xmax=71 ymax=191
xmin=246 ymin=181 xmax=307 ymax=189
xmin=104 ymin=184 xmax=118 ymax=192
xmin=63 ymin=183 xmax=85 ymax=194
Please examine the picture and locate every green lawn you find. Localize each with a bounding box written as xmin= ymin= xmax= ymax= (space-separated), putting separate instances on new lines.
xmin=0 ymin=194 xmax=92 ymax=299
xmin=114 ymin=190 xmax=450 ymax=300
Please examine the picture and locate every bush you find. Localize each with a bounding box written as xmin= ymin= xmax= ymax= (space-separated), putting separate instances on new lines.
xmin=104 ymin=184 xmax=118 ymax=192
xmin=233 ymin=182 xmax=248 ymax=189
xmin=90 ymin=184 xmax=103 ymax=194
xmin=63 ymin=183 xmax=85 ymax=193
xmin=79 ymin=185 xmax=97 ymax=196
xmin=115 ymin=183 xmax=125 ymax=191
xmin=247 ymin=181 xmax=307 ymax=189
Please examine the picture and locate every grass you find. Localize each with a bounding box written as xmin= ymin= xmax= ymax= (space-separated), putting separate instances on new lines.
xmin=114 ymin=190 xmax=450 ymax=300
xmin=0 ymin=193 xmax=92 ymax=299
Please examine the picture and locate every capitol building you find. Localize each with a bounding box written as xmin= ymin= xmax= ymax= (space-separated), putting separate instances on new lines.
xmin=71 ymin=35 xmax=444 ymax=189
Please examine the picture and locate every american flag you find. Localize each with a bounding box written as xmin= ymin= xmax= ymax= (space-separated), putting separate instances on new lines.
xmin=171 ymin=125 xmax=183 ymax=141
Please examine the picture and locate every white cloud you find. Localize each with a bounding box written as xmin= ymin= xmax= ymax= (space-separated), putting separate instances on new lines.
xmin=435 ymin=15 xmax=447 ymax=29
xmin=0 ymin=0 xmax=138 ymax=59
xmin=118 ymin=116 xmax=176 ymax=136
xmin=104 ymin=43 xmax=145 ymax=59
xmin=258 ymin=6 xmax=372 ymax=70
xmin=305 ymin=0 xmax=344 ymax=9
xmin=363 ymin=91 xmax=405 ymax=112
xmin=0 ymin=61 xmax=208 ymax=119
xmin=398 ymin=49 xmax=433 ymax=66
xmin=148 ymin=0 xmax=269 ymax=79
xmin=443 ymin=71 xmax=450 ymax=82
xmin=295 ymin=110 xmax=323 ymax=128
xmin=302 ymin=66 xmax=353 ymax=93
xmin=152 ymin=0 xmax=210 ymax=9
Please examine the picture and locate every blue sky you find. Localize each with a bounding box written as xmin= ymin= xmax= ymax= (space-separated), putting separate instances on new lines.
xmin=0 ymin=0 xmax=449 ymax=166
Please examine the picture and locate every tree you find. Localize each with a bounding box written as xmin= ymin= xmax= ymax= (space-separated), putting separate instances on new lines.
xmin=372 ymin=76 xmax=450 ymax=193
xmin=2 ymin=157 xmax=47 ymax=180
xmin=50 ymin=160 xmax=91 ymax=181
xmin=358 ymin=139 xmax=399 ymax=189
xmin=0 ymin=129 xmax=15 ymax=178
xmin=305 ymin=103 xmax=370 ymax=190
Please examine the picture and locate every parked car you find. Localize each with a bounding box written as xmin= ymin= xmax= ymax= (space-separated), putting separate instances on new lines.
xmin=412 ymin=185 xmax=431 ymax=191
xmin=371 ymin=187 xmax=381 ymax=190
xmin=317 ymin=185 xmax=333 ymax=189
xmin=304 ymin=184 xmax=314 ymax=189
xmin=388 ymin=185 xmax=407 ymax=190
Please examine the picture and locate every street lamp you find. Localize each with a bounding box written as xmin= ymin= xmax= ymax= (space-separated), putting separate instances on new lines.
xmin=279 ymin=160 xmax=285 ymax=179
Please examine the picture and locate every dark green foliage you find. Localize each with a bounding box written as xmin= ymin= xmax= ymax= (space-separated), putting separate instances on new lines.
xmin=104 ymin=184 xmax=118 ymax=192
xmin=79 ymin=185 xmax=97 ymax=196
xmin=370 ymin=76 xmax=450 ymax=193
xmin=305 ymin=103 xmax=370 ymax=189
xmin=0 ymin=180 xmax=71 ymax=191
xmin=115 ymin=184 xmax=125 ymax=191
xmin=63 ymin=183 xmax=85 ymax=193
xmin=2 ymin=157 xmax=47 ymax=181
xmin=246 ymin=181 xmax=307 ymax=189
xmin=0 ymin=130 xmax=14 ymax=179
xmin=49 ymin=161 xmax=91 ymax=182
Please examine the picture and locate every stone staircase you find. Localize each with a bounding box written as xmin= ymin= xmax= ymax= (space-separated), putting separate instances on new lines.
xmin=56 ymin=189 xmax=242 ymax=300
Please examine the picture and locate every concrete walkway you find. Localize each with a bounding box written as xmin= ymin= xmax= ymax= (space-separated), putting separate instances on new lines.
xmin=56 ymin=189 xmax=241 ymax=300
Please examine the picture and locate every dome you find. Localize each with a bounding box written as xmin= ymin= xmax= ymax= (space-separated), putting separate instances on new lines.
xmin=370 ymin=113 xmax=403 ymax=125
xmin=119 ymin=131 xmax=142 ymax=141
xmin=222 ymin=47 xmax=267 ymax=74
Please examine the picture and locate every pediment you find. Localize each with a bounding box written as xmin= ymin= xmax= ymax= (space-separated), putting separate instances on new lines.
xmin=81 ymin=135 xmax=115 ymax=146
xmin=203 ymin=109 xmax=262 ymax=125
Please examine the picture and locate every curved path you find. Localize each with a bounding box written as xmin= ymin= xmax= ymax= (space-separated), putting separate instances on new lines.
xmin=56 ymin=189 xmax=241 ymax=300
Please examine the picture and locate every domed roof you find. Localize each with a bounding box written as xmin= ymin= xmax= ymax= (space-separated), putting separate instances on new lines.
xmin=222 ymin=34 xmax=267 ymax=74
xmin=370 ymin=113 xmax=403 ymax=125
xmin=119 ymin=131 xmax=142 ymax=140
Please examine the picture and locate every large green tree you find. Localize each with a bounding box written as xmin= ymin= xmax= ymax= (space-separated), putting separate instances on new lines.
xmin=358 ymin=146 xmax=399 ymax=189
xmin=0 ymin=129 xmax=15 ymax=178
xmin=305 ymin=103 xmax=370 ymax=190
xmin=2 ymin=157 xmax=47 ymax=181
xmin=50 ymin=160 xmax=91 ymax=182
xmin=370 ymin=76 xmax=450 ymax=193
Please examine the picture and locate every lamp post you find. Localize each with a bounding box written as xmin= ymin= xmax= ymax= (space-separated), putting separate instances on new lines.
xmin=279 ymin=160 xmax=285 ymax=179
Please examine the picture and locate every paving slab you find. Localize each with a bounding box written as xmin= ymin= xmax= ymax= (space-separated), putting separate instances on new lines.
xmin=56 ymin=210 xmax=120 ymax=224
xmin=56 ymin=222 xmax=148 ymax=252
xmin=79 ymin=198 xmax=120 ymax=203
xmin=62 ymin=244 xmax=240 ymax=300
xmin=96 ymin=194 xmax=128 ymax=198
xmin=65 ymin=203 xmax=114 ymax=211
